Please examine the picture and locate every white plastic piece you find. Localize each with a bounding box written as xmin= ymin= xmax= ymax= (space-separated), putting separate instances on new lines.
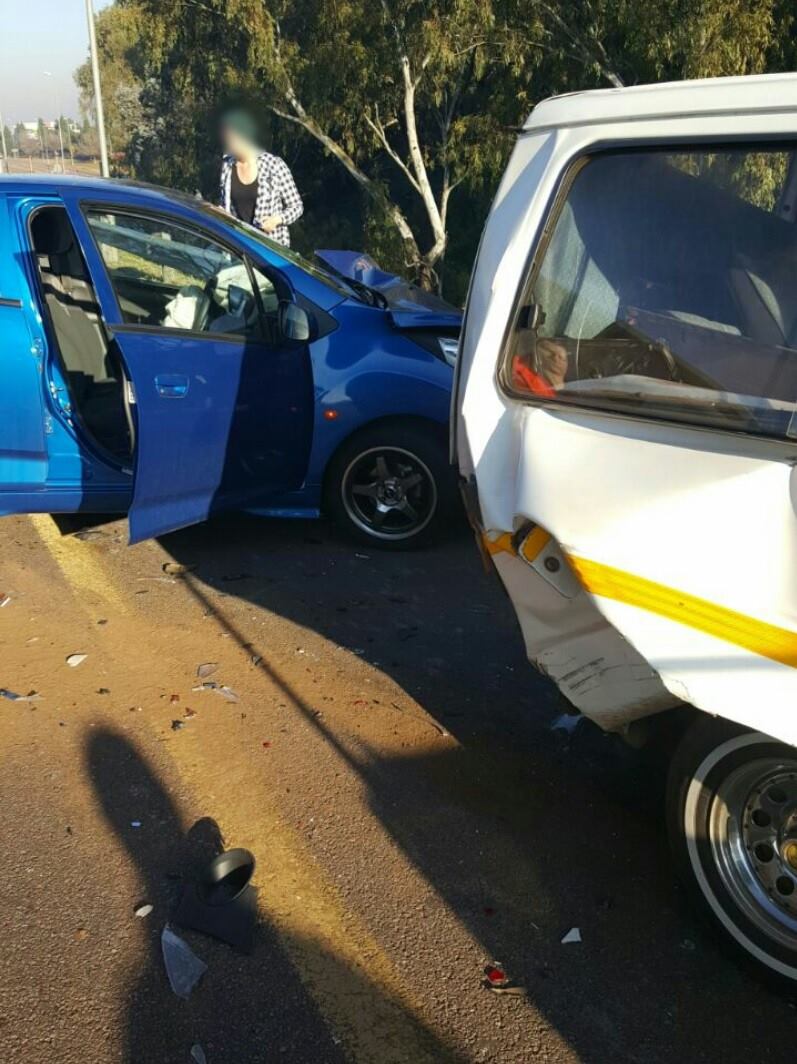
xmin=161 ymin=925 xmax=207 ymax=999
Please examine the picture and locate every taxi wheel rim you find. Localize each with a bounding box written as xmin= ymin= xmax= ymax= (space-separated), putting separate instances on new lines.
xmin=705 ymin=756 xmax=797 ymax=950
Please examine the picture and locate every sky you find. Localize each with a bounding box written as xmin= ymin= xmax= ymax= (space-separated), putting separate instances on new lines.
xmin=0 ymin=0 xmax=115 ymax=126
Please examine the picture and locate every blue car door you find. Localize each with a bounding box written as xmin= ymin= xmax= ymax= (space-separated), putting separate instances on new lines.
xmin=68 ymin=200 xmax=314 ymax=543
xmin=0 ymin=193 xmax=48 ymax=503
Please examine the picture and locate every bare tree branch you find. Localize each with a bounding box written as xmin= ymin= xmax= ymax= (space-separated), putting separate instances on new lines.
xmin=364 ymin=110 xmax=421 ymax=193
xmin=533 ymin=1 xmax=624 ymax=87
xmin=268 ymin=43 xmax=421 ymax=264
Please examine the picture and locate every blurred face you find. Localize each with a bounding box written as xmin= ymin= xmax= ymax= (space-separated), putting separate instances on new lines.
xmin=537 ymin=339 xmax=568 ymax=388
xmin=220 ymin=122 xmax=254 ymax=160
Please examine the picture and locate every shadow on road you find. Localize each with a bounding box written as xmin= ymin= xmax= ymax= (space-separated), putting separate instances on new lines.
xmin=144 ymin=512 xmax=797 ymax=1064
xmin=85 ymin=727 xmax=462 ymax=1064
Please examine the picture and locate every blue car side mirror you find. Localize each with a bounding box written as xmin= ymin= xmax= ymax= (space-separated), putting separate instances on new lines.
xmin=278 ymin=301 xmax=312 ymax=344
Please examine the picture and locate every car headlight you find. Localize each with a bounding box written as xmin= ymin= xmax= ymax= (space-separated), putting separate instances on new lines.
xmin=438 ymin=337 xmax=459 ymax=367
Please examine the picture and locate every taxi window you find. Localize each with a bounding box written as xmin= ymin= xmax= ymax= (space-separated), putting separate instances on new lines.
xmin=86 ymin=209 xmax=267 ymax=340
xmin=503 ymin=146 xmax=797 ymax=441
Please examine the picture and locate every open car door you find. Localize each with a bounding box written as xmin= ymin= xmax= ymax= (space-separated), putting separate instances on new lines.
xmin=459 ymin=139 xmax=797 ymax=745
xmin=0 ymin=194 xmax=49 ymax=502
xmin=66 ymin=198 xmax=313 ymax=544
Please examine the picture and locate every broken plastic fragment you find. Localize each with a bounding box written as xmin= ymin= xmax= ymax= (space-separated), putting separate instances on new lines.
xmin=161 ymin=925 xmax=207 ymax=999
xmin=66 ymin=653 xmax=88 ymax=668
xmin=196 ymin=663 xmax=219 ymax=679
xmin=131 ymin=820 xmax=142 ymax=828
xmin=191 ymin=1046 xmax=208 ymax=1064
xmin=0 ymin=594 xmax=11 ymax=608
xmin=561 ymin=927 xmax=582 ymax=944
xmin=0 ymin=689 xmax=42 ymax=703
xmin=482 ymin=962 xmax=526 ymax=996
xmin=484 ymin=963 xmax=508 ymax=987
xmin=192 ymin=682 xmax=239 ymax=704
xmin=135 ymin=903 xmax=154 ymax=918
xmin=550 ymin=713 xmax=582 ymax=735
xmin=163 ymin=562 xmax=196 ymax=576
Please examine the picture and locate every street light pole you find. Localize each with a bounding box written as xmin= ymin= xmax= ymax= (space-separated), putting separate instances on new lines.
xmin=84 ymin=0 xmax=109 ymax=177
xmin=0 ymin=109 xmax=8 ymax=174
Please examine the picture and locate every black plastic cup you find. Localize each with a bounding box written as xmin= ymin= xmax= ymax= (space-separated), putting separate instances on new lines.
xmin=197 ymin=848 xmax=256 ymax=907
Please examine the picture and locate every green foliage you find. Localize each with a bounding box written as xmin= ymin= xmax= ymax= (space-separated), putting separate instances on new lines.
xmin=76 ymin=0 xmax=796 ymax=301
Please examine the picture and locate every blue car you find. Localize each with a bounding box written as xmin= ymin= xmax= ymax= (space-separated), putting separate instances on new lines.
xmin=0 ymin=176 xmax=461 ymax=547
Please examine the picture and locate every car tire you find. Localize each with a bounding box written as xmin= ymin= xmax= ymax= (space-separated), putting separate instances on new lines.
xmin=667 ymin=715 xmax=797 ymax=987
xmin=324 ymin=422 xmax=457 ymax=550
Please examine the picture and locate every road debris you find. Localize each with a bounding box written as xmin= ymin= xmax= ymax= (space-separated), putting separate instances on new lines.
xmin=192 ymin=682 xmax=240 ymax=703
xmin=161 ymin=925 xmax=207 ymax=999
xmin=184 ymin=708 xmax=197 ymax=719
xmin=561 ymin=927 xmax=582 ymax=944
xmin=1 ymin=688 xmax=42 ymax=703
xmin=97 ymin=687 xmax=111 ymax=695
xmin=550 ymin=713 xmax=583 ymax=735
xmin=482 ymin=962 xmax=526 ymax=996
xmin=174 ymin=848 xmax=258 ymax=952
xmin=163 ymin=562 xmax=196 ymax=576
xmin=72 ymin=528 xmax=107 ymax=541
xmin=171 ymin=719 xmax=186 ymax=731
xmin=66 ymin=653 xmax=88 ymax=668
xmin=131 ymin=820 xmax=142 ymax=829
xmin=191 ymin=1046 xmax=208 ymax=1064
xmin=0 ymin=593 xmax=11 ymax=608
xmin=135 ymin=904 xmax=154 ymax=918
xmin=196 ymin=663 xmax=219 ymax=679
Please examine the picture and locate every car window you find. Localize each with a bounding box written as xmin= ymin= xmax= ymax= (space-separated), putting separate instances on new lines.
xmin=86 ymin=209 xmax=266 ymax=340
xmin=503 ymin=145 xmax=797 ymax=441
xmin=197 ymin=202 xmax=356 ymax=300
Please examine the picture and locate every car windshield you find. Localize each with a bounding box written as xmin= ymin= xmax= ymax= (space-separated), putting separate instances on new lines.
xmin=197 ymin=202 xmax=358 ymax=300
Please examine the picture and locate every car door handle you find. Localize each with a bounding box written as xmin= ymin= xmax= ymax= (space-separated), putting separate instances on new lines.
xmin=155 ymin=374 xmax=189 ymax=399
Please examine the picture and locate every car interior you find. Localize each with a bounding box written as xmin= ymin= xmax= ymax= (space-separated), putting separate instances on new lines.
xmin=30 ymin=206 xmax=134 ymax=460
xmin=85 ymin=211 xmax=280 ymax=343
xmin=528 ymin=148 xmax=797 ymax=411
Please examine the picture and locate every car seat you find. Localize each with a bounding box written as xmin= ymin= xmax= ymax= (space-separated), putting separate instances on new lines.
xmin=31 ymin=208 xmax=129 ymax=456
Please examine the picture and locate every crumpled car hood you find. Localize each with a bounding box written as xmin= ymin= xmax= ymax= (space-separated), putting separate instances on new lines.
xmin=314 ymin=249 xmax=462 ymax=330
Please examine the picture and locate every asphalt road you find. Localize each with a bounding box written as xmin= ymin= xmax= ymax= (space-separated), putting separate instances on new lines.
xmin=1 ymin=510 xmax=795 ymax=1063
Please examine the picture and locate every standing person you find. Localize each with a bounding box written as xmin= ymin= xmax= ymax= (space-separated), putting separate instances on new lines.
xmin=219 ymin=109 xmax=303 ymax=247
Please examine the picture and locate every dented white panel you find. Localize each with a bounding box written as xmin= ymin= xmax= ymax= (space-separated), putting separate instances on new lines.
xmin=492 ymin=552 xmax=679 ymax=729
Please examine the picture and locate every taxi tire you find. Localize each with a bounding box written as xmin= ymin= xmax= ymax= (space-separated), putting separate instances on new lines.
xmin=667 ymin=716 xmax=797 ymax=990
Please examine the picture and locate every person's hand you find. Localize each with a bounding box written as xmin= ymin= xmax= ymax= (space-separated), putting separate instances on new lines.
xmin=258 ymin=214 xmax=283 ymax=233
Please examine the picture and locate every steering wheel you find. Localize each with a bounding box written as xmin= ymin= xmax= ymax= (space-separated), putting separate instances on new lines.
xmin=195 ymin=276 xmax=219 ymax=332
xmin=577 ymin=333 xmax=680 ymax=383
